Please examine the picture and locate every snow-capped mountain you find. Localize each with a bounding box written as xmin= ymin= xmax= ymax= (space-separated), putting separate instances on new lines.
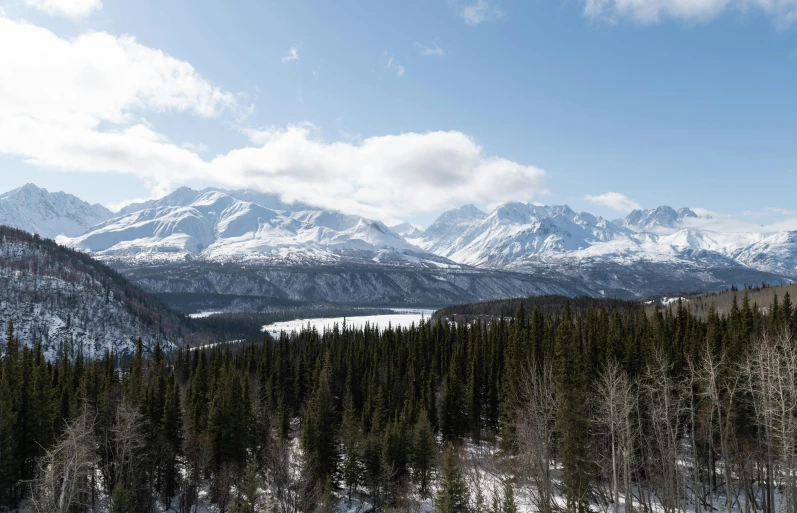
xmin=1 ymin=182 xmax=793 ymax=301
xmin=416 ymin=202 xmax=629 ymax=267
xmin=619 ymin=206 xmax=700 ymax=232
xmin=389 ymin=222 xmax=425 ymax=240
xmin=0 ymin=183 xmax=113 ymax=238
xmin=64 ymin=188 xmax=452 ymax=267
xmin=415 ymin=202 xmax=797 ymax=282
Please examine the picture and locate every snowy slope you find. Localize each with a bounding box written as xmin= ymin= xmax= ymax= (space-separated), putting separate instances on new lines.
xmin=0 ymin=183 xmax=113 ymax=238
xmin=417 ymin=202 xmax=797 ymax=280
xmin=417 ymin=202 xmax=630 ymax=267
xmin=65 ymin=188 xmax=452 ymax=267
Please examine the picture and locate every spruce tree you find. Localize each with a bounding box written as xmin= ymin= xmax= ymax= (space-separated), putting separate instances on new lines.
xmin=436 ymin=444 xmax=469 ymax=513
xmin=301 ymin=361 xmax=338 ymax=485
xmin=412 ymin=409 xmax=437 ymax=499
xmin=554 ymin=319 xmax=592 ymax=513
xmin=503 ymin=481 xmax=518 ymax=513
xmin=340 ymin=391 xmax=363 ymax=500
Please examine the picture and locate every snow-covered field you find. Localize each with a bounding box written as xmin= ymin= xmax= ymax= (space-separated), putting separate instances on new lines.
xmin=262 ymin=309 xmax=436 ymax=338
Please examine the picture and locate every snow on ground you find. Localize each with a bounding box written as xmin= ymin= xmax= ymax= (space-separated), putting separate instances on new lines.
xmin=262 ymin=310 xmax=435 ymax=338
xmin=188 ymin=310 xmax=224 ymax=318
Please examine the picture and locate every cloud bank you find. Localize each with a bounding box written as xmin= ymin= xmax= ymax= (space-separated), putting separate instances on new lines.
xmin=0 ymin=16 xmax=547 ymax=223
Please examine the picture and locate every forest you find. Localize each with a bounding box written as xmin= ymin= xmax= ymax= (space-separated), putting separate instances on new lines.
xmin=1 ymin=289 xmax=797 ymax=512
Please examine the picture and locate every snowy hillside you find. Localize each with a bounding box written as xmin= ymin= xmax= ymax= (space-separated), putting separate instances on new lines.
xmin=0 ymin=226 xmax=194 ymax=358
xmin=0 ymin=183 xmax=112 ymax=238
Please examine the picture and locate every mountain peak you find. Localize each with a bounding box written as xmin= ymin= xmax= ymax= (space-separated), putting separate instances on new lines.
xmin=623 ymin=205 xmax=702 ymax=232
xmin=0 ymin=183 xmax=113 ymax=238
xmin=426 ymin=204 xmax=482 ymax=227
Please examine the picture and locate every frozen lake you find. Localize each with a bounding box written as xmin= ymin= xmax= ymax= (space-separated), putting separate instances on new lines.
xmin=262 ymin=309 xmax=436 ymax=338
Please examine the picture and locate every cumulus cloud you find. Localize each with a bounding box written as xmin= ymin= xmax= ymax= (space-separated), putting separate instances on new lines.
xmin=0 ymin=16 xmax=547 ymax=223
xmin=281 ymin=45 xmax=300 ymax=63
xmin=24 ymin=0 xmax=101 ymax=18
xmin=457 ymin=0 xmax=505 ymax=25
xmin=414 ymin=38 xmax=446 ymax=56
xmin=584 ymin=0 xmax=797 ymax=25
xmin=586 ymin=192 xmax=642 ymax=212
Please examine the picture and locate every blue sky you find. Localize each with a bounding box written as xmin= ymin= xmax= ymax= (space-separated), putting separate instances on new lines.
xmin=0 ymin=0 xmax=796 ymax=227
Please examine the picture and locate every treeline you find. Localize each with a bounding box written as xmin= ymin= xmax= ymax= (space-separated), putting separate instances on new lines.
xmin=434 ymin=295 xmax=639 ymax=321
xmin=1 ymin=290 xmax=797 ymax=512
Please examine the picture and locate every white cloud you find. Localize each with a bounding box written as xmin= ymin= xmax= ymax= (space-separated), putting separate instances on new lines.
xmin=584 ymin=0 xmax=797 ymax=25
xmin=24 ymin=0 xmax=101 ymax=18
xmin=385 ymin=56 xmax=405 ymax=77
xmin=0 ymin=16 xmax=546 ymax=223
xmin=211 ymin=126 xmax=546 ymax=222
xmin=281 ymin=45 xmax=300 ymax=63
xmin=586 ymin=192 xmax=642 ymax=212
xmin=457 ymin=0 xmax=505 ymax=25
xmin=0 ymin=16 xmax=244 ymax=192
xmin=414 ymin=38 xmax=446 ymax=56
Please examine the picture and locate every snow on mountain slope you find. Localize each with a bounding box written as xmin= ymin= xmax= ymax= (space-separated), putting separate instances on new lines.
xmin=0 ymin=183 xmax=113 ymax=238
xmin=65 ymin=188 xmax=451 ymax=267
xmin=732 ymin=231 xmax=797 ymax=276
xmin=390 ymin=222 xmax=425 ymax=240
xmin=418 ymin=202 xmax=629 ymax=267
xmin=417 ymin=202 xmax=797 ymax=279
xmin=619 ymin=206 xmax=700 ymax=232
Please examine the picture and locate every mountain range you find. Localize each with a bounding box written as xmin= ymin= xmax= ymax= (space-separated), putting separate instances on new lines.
xmin=0 ymin=183 xmax=793 ymax=305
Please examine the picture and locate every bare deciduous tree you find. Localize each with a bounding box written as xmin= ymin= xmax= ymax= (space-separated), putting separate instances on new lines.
xmin=641 ymin=351 xmax=688 ymax=513
xmin=24 ymin=408 xmax=97 ymax=513
xmin=594 ymin=360 xmax=638 ymax=513
xmin=743 ymin=331 xmax=797 ymax=513
xmin=515 ymin=361 xmax=559 ymax=513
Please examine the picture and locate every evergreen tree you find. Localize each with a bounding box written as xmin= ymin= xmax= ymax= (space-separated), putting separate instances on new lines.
xmin=502 ymin=481 xmax=518 ymax=513
xmin=554 ymin=319 xmax=592 ymax=513
xmin=340 ymin=390 xmax=363 ymax=500
xmin=301 ymin=360 xmax=338 ymax=485
xmin=412 ymin=409 xmax=437 ymax=499
xmin=436 ymin=444 xmax=469 ymax=513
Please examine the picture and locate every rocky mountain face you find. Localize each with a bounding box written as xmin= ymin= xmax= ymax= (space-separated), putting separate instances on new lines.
xmin=0 ymin=183 xmax=113 ymax=239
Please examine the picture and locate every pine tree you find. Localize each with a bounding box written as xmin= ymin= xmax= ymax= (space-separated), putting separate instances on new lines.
xmin=436 ymin=444 xmax=469 ymax=513
xmin=110 ymin=483 xmax=134 ymax=513
xmin=502 ymin=481 xmax=518 ymax=513
xmin=301 ymin=360 xmax=338 ymax=485
xmin=554 ymin=319 xmax=592 ymax=513
xmin=501 ymin=307 xmax=526 ymax=449
xmin=412 ymin=409 xmax=437 ymax=499
xmin=340 ymin=391 xmax=363 ymax=500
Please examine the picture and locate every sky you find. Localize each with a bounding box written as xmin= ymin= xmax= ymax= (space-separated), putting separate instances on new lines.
xmin=0 ymin=0 xmax=796 ymax=228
